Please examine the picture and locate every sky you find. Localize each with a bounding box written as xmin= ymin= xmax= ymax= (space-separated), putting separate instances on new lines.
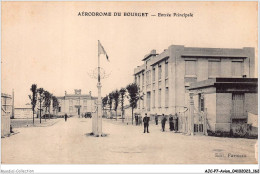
xmin=2 ymin=1 xmax=258 ymax=106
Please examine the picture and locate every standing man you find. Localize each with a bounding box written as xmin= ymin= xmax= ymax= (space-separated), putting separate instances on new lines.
xmin=143 ymin=113 xmax=150 ymax=133
xmin=161 ymin=114 xmax=167 ymax=132
xmin=173 ymin=113 xmax=178 ymax=132
xmin=65 ymin=113 xmax=68 ymax=122
xmin=155 ymin=113 xmax=158 ymax=125
xmin=169 ymin=114 xmax=174 ymax=131
xmin=135 ymin=114 xmax=138 ymax=125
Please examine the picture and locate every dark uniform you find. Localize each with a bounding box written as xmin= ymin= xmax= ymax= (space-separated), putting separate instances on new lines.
xmin=155 ymin=114 xmax=158 ymax=125
xmin=169 ymin=115 xmax=174 ymax=131
xmin=161 ymin=114 xmax=167 ymax=132
xmin=135 ymin=115 xmax=139 ymax=125
xmin=143 ymin=114 xmax=150 ymax=133
xmin=173 ymin=114 xmax=178 ymax=132
xmin=65 ymin=113 xmax=68 ymax=122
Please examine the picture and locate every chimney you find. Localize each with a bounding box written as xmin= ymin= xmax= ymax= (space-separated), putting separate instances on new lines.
xmin=151 ymin=49 xmax=156 ymax=54
xmin=89 ymin=91 xmax=92 ymax=96
xmin=65 ymin=91 xmax=67 ymax=95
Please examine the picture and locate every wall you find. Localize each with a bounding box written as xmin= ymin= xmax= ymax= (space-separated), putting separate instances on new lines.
xmin=245 ymin=93 xmax=258 ymax=115
xmin=216 ymin=93 xmax=232 ymax=132
xmin=14 ymin=108 xmax=33 ymax=119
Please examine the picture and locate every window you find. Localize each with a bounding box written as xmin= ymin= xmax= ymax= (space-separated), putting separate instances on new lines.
xmin=158 ymin=89 xmax=161 ymax=108
xmin=83 ymin=99 xmax=87 ymax=105
xmin=146 ymin=92 xmax=151 ymax=111
xmin=152 ymin=90 xmax=155 ymax=108
xmin=69 ymin=99 xmax=73 ymax=106
xmin=142 ymin=73 xmax=144 ymax=86
xmin=84 ymin=106 xmax=87 ymax=111
xmin=165 ymin=61 xmax=168 ymax=78
xmin=208 ymin=61 xmax=220 ymax=77
xmin=232 ymin=61 xmax=243 ymax=77
xmin=165 ymin=87 xmax=169 ymax=108
xmin=77 ymin=99 xmax=80 ymax=105
xmin=69 ymin=106 xmax=73 ymax=112
xmin=158 ymin=65 xmax=162 ymax=80
xmin=146 ymin=70 xmax=151 ymax=85
xmin=152 ymin=67 xmax=155 ymax=82
xmin=185 ymin=60 xmax=196 ymax=76
xmin=138 ymin=75 xmax=141 ymax=87
xmin=199 ymin=94 xmax=204 ymax=112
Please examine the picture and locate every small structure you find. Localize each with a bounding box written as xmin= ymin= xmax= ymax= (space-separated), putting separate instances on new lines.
xmin=188 ymin=78 xmax=258 ymax=135
xmin=1 ymin=93 xmax=12 ymax=137
xmin=14 ymin=103 xmax=33 ymax=119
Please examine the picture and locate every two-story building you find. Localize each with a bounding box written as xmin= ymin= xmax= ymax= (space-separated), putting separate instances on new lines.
xmin=57 ymin=89 xmax=97 ymax=116
xmin=134 ymin=45 xmax=256 ymax=134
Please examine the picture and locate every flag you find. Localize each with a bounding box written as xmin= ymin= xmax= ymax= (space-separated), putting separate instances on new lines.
xmin=98 ymin=40 xmax=109 ymax=61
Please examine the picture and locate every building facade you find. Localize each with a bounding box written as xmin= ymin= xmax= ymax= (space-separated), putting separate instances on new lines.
xmin=133 ymin=45 xmax=256 ymax=129
xmin=188 ymin=78 xmax=257 ymax=134
xmin=57 ymin=89 xmax=97 ymax=116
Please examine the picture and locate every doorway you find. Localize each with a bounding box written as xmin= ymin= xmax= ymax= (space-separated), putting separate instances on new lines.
xmin=78 ymin=108 xmax=80 ymax=116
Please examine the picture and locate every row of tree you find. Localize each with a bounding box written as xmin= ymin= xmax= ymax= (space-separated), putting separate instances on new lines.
xmin=29 ymin=84 xmax=59 ymax=124
xmin=102 ymin=83 xmax=143 ymax=124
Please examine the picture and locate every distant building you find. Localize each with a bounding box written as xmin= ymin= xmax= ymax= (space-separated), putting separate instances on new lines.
xmin=1 ymin=93 xmax=12 ymax=137
xmin=57 ymin=89 xmax=97 ymax=116
xmin=14 ymin=103 xmax=33 ymax=119
xmin=133 ymin=45 xmax=256 ymax=134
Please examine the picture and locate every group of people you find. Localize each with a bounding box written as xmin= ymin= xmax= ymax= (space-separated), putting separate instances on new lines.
xmin=142 ymin=113 xmax=178 ymax=133
xmin=135 ymin=115 xmax=142 ymax=126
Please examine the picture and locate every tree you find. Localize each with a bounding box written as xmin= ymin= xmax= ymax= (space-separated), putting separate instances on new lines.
xmin=37 ymin=88 xmax=45 ymax=124
xmin=126 ymin=83 xmax=142 ymax=125
xmin=119 ymin=88 xmax=126 ymax=122
xmin=102 ymin=95 xmax=108 ymax=117
xmin=43 ymin=90 xmax=52 ymax=120
xmin=112 ymin=90 xmax=120 ymax=121
xmin=108 ymin=93 xmax=113 ymax=119
xmin=52 ymin=96 xmax=59 ymax=116
xmin=29 ymin=84 xmax=37 ymax=124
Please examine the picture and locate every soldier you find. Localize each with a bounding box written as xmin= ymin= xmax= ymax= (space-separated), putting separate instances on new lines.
xmin=135 ymin=114 xmax=139 ymax=125
xmin=143 ymin=113 xmax=150 ymax=133
xmin=155 ymin=113 xmax=158 ymax=125
xmin=161 ymin=114 xmax=167 ymax=132
xmin=169 ymin=114 xmax=174 ymax=131
xmin=173 ymin=113 xmax=178 ymax=132
xmin=65 ymin=113 xmax=68 ymax=122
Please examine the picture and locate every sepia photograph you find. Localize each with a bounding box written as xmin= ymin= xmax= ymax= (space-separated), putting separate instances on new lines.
xmin=1 ymin=1 xmax=259 ymax=173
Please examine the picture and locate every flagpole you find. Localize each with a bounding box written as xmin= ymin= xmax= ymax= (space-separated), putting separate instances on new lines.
xmin=97 ymin=40 xmax=102 ymax=136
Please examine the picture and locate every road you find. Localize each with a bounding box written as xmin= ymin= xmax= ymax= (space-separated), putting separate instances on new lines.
xmin=1 ymin=117 xmax=258 ymax=164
